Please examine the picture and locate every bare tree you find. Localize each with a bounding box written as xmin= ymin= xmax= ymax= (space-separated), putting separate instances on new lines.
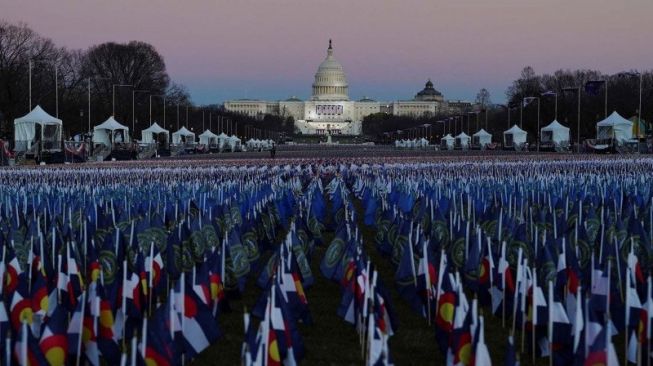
xmin=80 ymin=41 xmax=171 ymax=124
xmin=475 ymin=88 xmax=492 ymax=109
xmin=0 ymin=21 xmax=62 ymax=138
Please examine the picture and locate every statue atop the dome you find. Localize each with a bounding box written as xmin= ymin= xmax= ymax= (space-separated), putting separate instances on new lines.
xmin=328 ymin=39 xmax=332 ymax=50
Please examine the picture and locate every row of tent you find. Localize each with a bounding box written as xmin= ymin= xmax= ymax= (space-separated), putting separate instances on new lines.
xmin=12 ymin=106 xmax=244 ymax=151
xmin=141 ymin=122 xmax=242 ymax=149
xmin=437 ymin=123 xmax=567 ymax=150
xmin=437 ymin=111 xmax=642 ymax=150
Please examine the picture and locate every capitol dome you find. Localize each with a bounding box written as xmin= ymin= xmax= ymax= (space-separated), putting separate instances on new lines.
xmin=311 ymin=40 xmax=349 ymax=101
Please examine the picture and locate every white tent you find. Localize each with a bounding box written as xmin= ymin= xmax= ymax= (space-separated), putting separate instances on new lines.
xmin=418 ymin=137 xmax=429 ymax=148
xmin=596 ymin=111 xmax=633 ymax=143
xmin=141 ymin=122 xmax=169 ymax=144
xmin=455 ymin=132 xmax=471 ymax=149
xmin=227 ymin=135 xmax=242 ymax=152
xmin=217 ymin=132 xmax=230 ymax=150
xmin=503 ymin=125 xmax=527 ymax=147
xmin=14 ymin=105 xmax=63 ymax=151
xmin=540 ymin=120 xmax=570 ymax=145
xmin=198 ymin=130 xmax=219 ymax=146
xmin=440 ymin=134 xmax=454 ymax=150
xmin=93 ymin=116 xmax=130 ymax=148
xmin=472 ymin=129 xmax=492 ymax=147
xmin=172 ymin=126 xmax=195 ymax=144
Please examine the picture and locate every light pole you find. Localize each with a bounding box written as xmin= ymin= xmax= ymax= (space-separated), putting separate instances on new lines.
xmin=468 ymin=111 xmax=480 ymax=132
xmin=112 ymin=84 xmax=132 ymax=116
xmin=587 ymin=79 xmax=608 ymax=118
xmin=87 ymin=77 xmax=111 ymax=133
xmin=28 ymin=59 xmax=58 ymax=114
xmin=524 ymin=97 xmax=540 ymax=151
xmin=436 ymin=121 xmax=445 ymax=138
xmin=507 ymin=104 xmax=512 ymax=128
xmin=186 ymin=105 xmax=190 ymax=128
xmin=563 ymin=87 xmax=581 ymax=152
xmin=132 ymin=89 xmax=149 ymax=133
xmin=149 ymin=95 xmax=166 ymax=126
xmin=619 ymin=72 xmax=643 ymax=137
xmin=542 ymin=91 xmax=558 ymax=120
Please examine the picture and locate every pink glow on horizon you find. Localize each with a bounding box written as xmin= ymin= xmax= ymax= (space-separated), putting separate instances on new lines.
xmin=1 ymin=0 xmax=651 ymax=103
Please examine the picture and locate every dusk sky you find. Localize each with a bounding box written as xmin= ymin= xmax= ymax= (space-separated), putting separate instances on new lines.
xmin=2 ymin=0 xmax=651 ymax=105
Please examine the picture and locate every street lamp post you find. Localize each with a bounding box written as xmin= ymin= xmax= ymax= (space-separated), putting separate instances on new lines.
xmin=587 ymin=79 xmax=608 ymax=118
xmin=149 ymin=95 xmax=166 ymax=126
xmin=468 ymin=111 xmax=479 ymax=132
xmin=436 ymin=120 xmax=445 ymax=138
xmin=87 ymin=77 xmax=111 ymax=133
xmin=563 ymin=87 xmax=581 ymax=152
xmin=186 ymin=105 xmax=190 ymax=128
xmin=132 ymin=89 xmax=149 ymax=133
xmin=619 ymin=72 xmax=644 ymax=137
xmin=28 ymin=60 xmax=58 ymax=114
xmin=542 ymin=91 xmax=558 ymax=120
xmin=112 ymin=84 xmax=132 ymax=116
xmin=508 ymin=105 xmax=511 ymax=128
xmin=524 ymin=97 xmax=540 ymax=151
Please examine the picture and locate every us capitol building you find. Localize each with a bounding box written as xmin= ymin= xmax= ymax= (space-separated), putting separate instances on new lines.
xmin=224 ymin=40 xmax=473 ymax=135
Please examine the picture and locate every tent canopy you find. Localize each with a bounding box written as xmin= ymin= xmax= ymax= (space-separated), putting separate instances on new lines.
xmin=198 ymin=130 xmax=219 ymax=145
xmin=504 ymin=124 xmax=527 ymax=135
xmin=14 ymin=105 xmax=62 ymax=126
xmin=596 ymin=111 xmax=633 ymax=142
xmin=93 ymin=116 xmax=130 ymax=147
xmin=441 ymin=134 xmax=454 ymax=149
xmin=455 ymin=132 xmax=470 ymax=140
xmin=141 ymin=122 xmax=169 ymax=144
xmin=472 ymin=129 xmax=492 ymax=146
xmin=172 ymin=126 xmax=196 ymax=144
xmin=541 ymin=120 xmax=570 ymax=144
xmin=14 ymin=105 xmax=63 ymax=151
xmin=541 ymin=120 xmax=569 ymax=132
xmin=95 ymin=116 xmax=129 ymax=132
xmin=503 ymin=124 xmax=527 ymax=146
xmin=473 ymin=129 xmax=492 ymax=137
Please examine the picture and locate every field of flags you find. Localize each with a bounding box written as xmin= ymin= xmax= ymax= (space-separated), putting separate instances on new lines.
xmin=0 ymin=155 xmax=652 ymax=365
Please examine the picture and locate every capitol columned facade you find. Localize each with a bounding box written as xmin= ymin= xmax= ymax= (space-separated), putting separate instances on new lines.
xmin=224 ymin=40 xmax=473 ymax=135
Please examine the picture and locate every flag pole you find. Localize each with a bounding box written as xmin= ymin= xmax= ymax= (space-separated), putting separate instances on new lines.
xmin=605 ymin=77 xmax=608 ymax=118
xmin=638 ymin=73 xmax=643 ymax=137
xmin=548 ymin=280 xmax=553 ymax=366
